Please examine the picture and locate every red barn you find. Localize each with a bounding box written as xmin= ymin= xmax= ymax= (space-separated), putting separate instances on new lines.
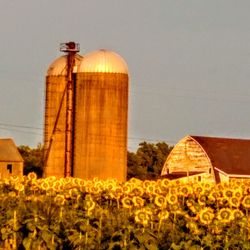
xmin=161 ymin=135 xmax=250 ymax=183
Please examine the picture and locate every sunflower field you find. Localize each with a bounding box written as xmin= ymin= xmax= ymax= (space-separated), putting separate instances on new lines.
xmin=1 ymin=173 xmax=250 ymax=250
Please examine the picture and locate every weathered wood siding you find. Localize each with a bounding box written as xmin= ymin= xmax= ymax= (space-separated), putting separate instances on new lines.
xmin=174 ymin=173 xmax=215 ymax=184
xmin=162 ymin=136 xmax=214 ymax=180
xmin=0 ymin=162 xmax=23 ymax=179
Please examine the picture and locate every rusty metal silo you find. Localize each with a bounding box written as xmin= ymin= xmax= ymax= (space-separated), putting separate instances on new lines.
xmin=73 ymin=49 xmax=129 ymax=181
xmin=43 ymin=45 xmax=81 ymax=177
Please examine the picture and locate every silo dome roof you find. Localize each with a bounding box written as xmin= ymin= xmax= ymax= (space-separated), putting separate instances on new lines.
xmin=47 ymin=54 xmax=82 ymax=76
xmin=78 ymin=49 xmax=128 ymax=74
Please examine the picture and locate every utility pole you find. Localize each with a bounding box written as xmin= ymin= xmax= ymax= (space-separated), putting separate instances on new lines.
xmin=60 ymin=41 xmax=80 ymax=177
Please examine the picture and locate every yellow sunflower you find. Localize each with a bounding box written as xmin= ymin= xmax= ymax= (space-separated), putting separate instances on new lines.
xmin=179 ymin=185 xmax=192 ymax=197
xmin=223 ymin=188 xmax=234 ymax=199
xmin=27 ymin=172 xmax=37 ymax=181
xmin=69 ymin=188 xmax=79 ymax=198
xmin=154 ymin=195 xmax=166 ymax=208
xmin=10 ymin=175 xmax=19 ymax=183
xmin=146 ymin=184 xmax=156 ymax=195
xmin=129 ymin=177 xmax=142 ymax=185
xmin=194 ymin=184 xmax=204 ymax=195
xmin=131 ymin=186 xmax=144 ymax=197
xmin=167 ymin=194 xmax=178 ymax=205
xmin=217 ymin=197 xmax=229 ymax=207
xmin=242 ymin=195 xmax=250 ymax=209
xmin=232 ymin=209 xmax=244 ymax=220
xmin=154 ymin=187 xmax=163 ymax=195
xmin=229 ymin=197 xmax=241 ymax=208
xmin=89 ymin=186 xmax=101 ymax=195
xmin=198 ymin=194 xmax=207 ymax=206
xmin=112 ymin=187 xmax=123 ymax=199
xmin=169 ymin=187 xmax=178 ymax=195
xmin=158 ymin=210 xmax=169 ymax=221
xmin=46 ymin=176 xmax=57 ymax=183
xmin=208 ymin=191 xmax=219 ymax=202
xmin=132 ymin=196 xmax=145 ymax=208
xmin=54 ymin=194 xmax=65 ymax=206
xmin=123 ymin=184 xmax=132 ymax=195
xmin=94 ymin=181 xmax=104 ymax=192
xmin=142 ymin=180 xmax=152 ymax=189
xmin=134 ymin=208 xmax=152 ymax=226
xmin=203 ymin=182 xmax=213 ymax=190
xmin=105 ymin=182 xmax=115 ymax=191
xmin=14 ymin=183 xmax=24 ymax=192
xmin=199 ymin=207 xmax=214 ymax=225
xmin=52 ymin=181 xmax=62 ymax=192
xmin=73 ymin=177 xmax=80 ymax=185
xmin=217 ymin=208 xmax=234 ymax=223
xmin=160 ymin=178 xmax=170 ymax=189
xmin=233 ymin=189 xmax=243 ymax=199
xmin=41 ymin=181 xmax=50 ymax=191
xmin=121 ymin=196 xmax=133 ymax=209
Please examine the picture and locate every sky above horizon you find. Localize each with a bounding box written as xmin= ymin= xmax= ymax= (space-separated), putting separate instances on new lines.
xmin=1 ymin=0 xmax=250 ymax=151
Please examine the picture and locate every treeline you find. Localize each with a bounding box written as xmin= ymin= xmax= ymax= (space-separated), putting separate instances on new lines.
xmin=18 ymin=144 xmax=44 ymax=177
xmin=18 ymin=141 xmax=173 ymax=180
xmin=127 ymin=142 xmax=173 ymax=180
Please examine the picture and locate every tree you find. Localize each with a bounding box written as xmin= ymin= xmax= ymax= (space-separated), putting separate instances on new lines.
xmin=18 ymin=143 xmax=44 ymax=177
xmin=127 ymin=141 xmax=173 ymax=180
xmin=127 ymin=151 xmax=148 ymax=179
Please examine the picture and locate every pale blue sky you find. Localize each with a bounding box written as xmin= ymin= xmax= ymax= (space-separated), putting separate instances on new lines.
xmin=1 ymin=0 xmax=250 ymax=150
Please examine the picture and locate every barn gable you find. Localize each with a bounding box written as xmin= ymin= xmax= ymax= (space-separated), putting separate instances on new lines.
xmin=161 ymin=135 xmax=250 ymax=183
xmin=161 ymin=135 xmax=214 ymax=182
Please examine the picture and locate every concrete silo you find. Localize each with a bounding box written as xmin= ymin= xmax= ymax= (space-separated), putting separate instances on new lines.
xmin=43 ymin=42 xmax=81 ymax=177
xmin=73 ymin=50 xmax=129 ymax=181
xmin=43 ymin=44 xmax=129 ymax=182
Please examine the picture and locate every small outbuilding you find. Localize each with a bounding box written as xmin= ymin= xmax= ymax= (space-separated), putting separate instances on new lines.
xmin=0 ymin=138 xmax=23 ymax=179
xmin=161 ymin=135 xmax=250 ymax=183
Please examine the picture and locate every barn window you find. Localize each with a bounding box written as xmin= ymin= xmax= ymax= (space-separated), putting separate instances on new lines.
xmin=7 ymin=164 xmax=12 ymax=174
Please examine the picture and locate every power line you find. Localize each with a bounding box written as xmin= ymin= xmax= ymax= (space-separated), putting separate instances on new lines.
xmin=0 ymin=123 xmax=43 ymax=130
xmin=129 ymin=88 xmax=250 ymax=104
xmin=0 ymin=122 xmax=176 ymax=145
xmin=0 ymin=126 xmax=43 ymax=136
xmin=128 ymin=136 xmax=176 ymax=145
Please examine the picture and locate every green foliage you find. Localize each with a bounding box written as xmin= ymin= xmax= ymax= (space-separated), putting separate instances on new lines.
xmin=18 ymin=143 xmax=44 ymax=177
xmin=17 ymin=140 xmax=172 ymax=180
xmin=127 ymin=141 xmax=173 ymax=180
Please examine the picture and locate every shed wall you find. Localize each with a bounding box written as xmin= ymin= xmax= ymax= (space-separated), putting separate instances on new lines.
xmin=0 ymin=162 xmax=23 ymax=179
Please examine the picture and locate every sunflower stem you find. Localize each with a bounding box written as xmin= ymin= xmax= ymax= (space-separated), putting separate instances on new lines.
xmin=98 ymin=212 xmax=103 ymax=248
xmin=85 ymin=218 xmax=89 ymax=247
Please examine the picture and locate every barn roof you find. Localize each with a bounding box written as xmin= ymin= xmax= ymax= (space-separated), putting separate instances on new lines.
xmin=189 ymin=135 xmax=250 ymax=176
xmin=0 ymin=139 xmax=23 ymax=162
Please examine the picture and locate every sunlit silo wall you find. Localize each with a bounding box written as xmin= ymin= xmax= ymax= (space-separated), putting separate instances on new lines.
xmin=73 ymin=50 xmax=129 ymax=181
xmin=43 ymin=55 xmax=81 ymax=177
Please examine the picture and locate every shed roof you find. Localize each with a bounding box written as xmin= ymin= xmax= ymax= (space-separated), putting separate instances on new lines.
xmin=0 ymin=139 xmax=23 ymax=162
xmin=189 ymin=135 xmax=250 ymax=176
